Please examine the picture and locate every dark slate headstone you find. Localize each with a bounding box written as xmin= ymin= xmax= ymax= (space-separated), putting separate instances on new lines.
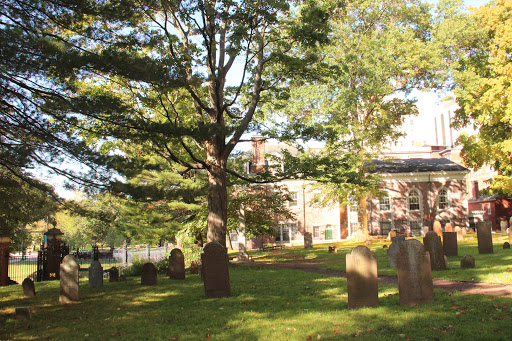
xmin=15 ymin=306 xmax=32 ymax=320
xmin=304 ymin=232 xmax=313 ymax=249
xmin=59 ymin=255 xmax=79 ymax=303
xmin=168 ymin=248 xmax=186 ymax=280
xmin=387 ymin=235 xmax=406 ymax=268
xmin=202 ymin=241 xmax=231 ymax=298
xmin=503 ymin=242 xmax=510 ymax=249
xmin=397 ymin=240 xmax=434 ymax=306
xmin=22 ymin=278 xmax=36 ymax=297
xmin=88 ymin=261 xmax=103 ymax=288
xmin=346 ymin=246 xmax=378 ymax=309
xmin=460 ymin=254 xmax=475 ymax=268
xmin=109 ymin=267 xmax=120 ymax=282
xmin=423 ymin=231 xmax=446 ymax=270
xmin=476 ymin=222 xmax=493 ymax=254
xmin=442 ymin=232 xmax=458 ymax=257
xmin=190 ymin=261 xmax=199 ymax=275
xmin=141 ymin=262 xmax=157 ymax=286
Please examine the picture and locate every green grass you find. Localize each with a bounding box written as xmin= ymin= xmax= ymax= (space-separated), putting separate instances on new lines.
xmin=247 ymin=233 xmax=512 ymax=284
xmin=2 ymin=265 xmax=512 ymax=340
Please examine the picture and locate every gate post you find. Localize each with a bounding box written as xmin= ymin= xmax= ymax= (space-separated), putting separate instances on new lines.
xmin=44 ymin=228 xmax=64 ymax=280
xmin=0 ymin=229 xmax=11 ymax=286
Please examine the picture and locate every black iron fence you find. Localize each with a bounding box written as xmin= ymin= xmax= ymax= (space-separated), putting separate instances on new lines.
xmin=8 ymin=254 xmax=38 ymax=284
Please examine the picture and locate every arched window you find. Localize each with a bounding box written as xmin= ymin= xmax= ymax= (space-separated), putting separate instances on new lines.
xmin=408 ymin=190 xmax=420 ymax=211
xmin=438 ymin=189 xmax=449 ymax=209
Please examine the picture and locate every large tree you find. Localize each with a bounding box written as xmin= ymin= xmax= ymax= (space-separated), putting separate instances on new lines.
xmin=450 ymin=0 xmax=512 ymax=195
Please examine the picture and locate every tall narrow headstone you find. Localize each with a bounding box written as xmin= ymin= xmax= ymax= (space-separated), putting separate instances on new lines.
xmin=109 ymin=267 xmax=120 ymax=282
xmin=237 ymin=205 xmax=250 ymax=260
xmin=476 ymin=222 xmax=493 ymax=254
xmin=59 ymin=255 xmax=79 ymax=303
xmin=304 ymin=232 xmax=313 ymax=249
xmin=442 ymin=232 xmax=458 ymax=257
xmin=387 ymin=235 xmax=406 ymax=268
xmin=397 ymin=240 xmax=434 ymax=306
xmin=168 ymin=248 xmax=186 ymax=280
xmin=346 ymin=246 xmax=378 ymax=309
xmin=22 ymin=278 xmax=36 ymax=297
xmin=454 ymin=227 xmax=463 ymax=241
xmin=202 ymin=241 xmax=231 ymax=298
xmin=444 ymin=223 xmax=453 ymax=232
xmin=141 ymin=262 xmax=157 ymax=286
xmin=500 ymin=220 xmax=508 ymax=233
xmin=88 ymin=261 xmax=103 ymax=288
xmin=423 ymin=231 xmax=446 ymax=270
xmin=433 ymin=221 xmax=442 ymax=237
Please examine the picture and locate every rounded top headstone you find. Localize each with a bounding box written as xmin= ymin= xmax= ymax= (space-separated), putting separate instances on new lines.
xmin=351 ymin=245 xmax=373 ymax=257
xmin=203 ymin=241 xmax=226 ymax=256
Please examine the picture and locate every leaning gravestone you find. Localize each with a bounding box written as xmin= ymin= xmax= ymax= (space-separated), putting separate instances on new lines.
xmin=423 ymin=231 xmax=446 ymax=270
xmin=346 ymin=246 xmax=378 ymax=309
xmin=141 ymin=262 xmax=157 ymax=286
xmin=304 ymin=232 xmax=313 ymax=249
xmin=433 ymin=221 xmax=443 ymax=237
xmin=109 ymin=267 xmax=120 ymax=282
xmin=442 ymin=232 xmax=458 ymax=257
xmin=22 ymin=278 xmax=36 ymax=297
xmin=202 ymin=241 xmax=231 ymax=298
xmin=190 ymin=261 xmax=199 ymax=275
xmin=387 ymin=235 xmax=406 ymax=268
xmin=59 ymin=255 xmax=79 ymax=303
xmin=88 ymin=261 xmax=103 ymax=288
xmin=168 ymin=248 xmax=186 ymax=280
xmin=476 ymin=222 xmax=493 ymax=254
xmin=397 ymin=240 xmax=434 ymax=306
xmin=454 ymin=227 xmax=463 ymax=241
xmin=460 ymin=254 xmax=475 ymax=268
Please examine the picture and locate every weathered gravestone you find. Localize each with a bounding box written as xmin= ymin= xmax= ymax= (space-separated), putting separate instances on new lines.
xmin=509 ymin=227 xmax=512 ymax=244
xmin=476 ymin=222 xmax=493 ymax=254
xmin=346 ymin=246 xmax=378 ymax=309
xmin=59 ymin=255 xmax=79 ymax=303
xmin=423 ymin=231 xmax=446 ymax=270
xmin=328 ymin=246 xmax=337 ymax=254
xmin=387 ymin=235 xmax=406 ymax=268
xmin=202 ymin=241 xmax=231 ymax=298
xmin=503 ymin=242 xmax=510 ymax=249
xmin=119 ymin=275 xmax=127 ymax=282
xmin=190 ymin=261 xmax=199 ymax=275
xmin=22 ymin=278 xmax=36 ymax=297
xmin=304 ymin=232 xmax=313 ymax=249
xmin=397 ymin=240 xmax=434 ymax=306
xmin=88 ymin=261 xmax=103 ymax=288
xmin=141 ymin=262 xmax=157 ymax=286
xmin=109 ymin=267 xmax=120 ymax=282
xmin=168 ymin=248 xmax=186 ymax=280
xmin=500 ymin=220 xmax=509 ymax=233
xmin=445 ymin=223 xmax=453 ymax=233
xmin=454 ymin=227 xmax=464 ymax=241
xmin=460 ymin=254 xmax=475 ymax=268
xmin=387 ymin=229 xmax=398 ymax=241
xmin=442 ymin=232 xmax=458 ymax=257
xmin=433 ymin=221 xmax=443 ymax=237
xmin=15 ymin=306 xmax=32 ymax=320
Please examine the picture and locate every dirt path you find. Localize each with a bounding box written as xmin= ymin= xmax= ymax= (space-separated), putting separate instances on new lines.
xmin=243 ymin=260 xmax=512 ymax=297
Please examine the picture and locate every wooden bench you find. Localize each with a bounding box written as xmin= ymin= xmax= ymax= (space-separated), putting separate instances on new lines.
xmin=260 ymin=245 xmax=284 ymax=252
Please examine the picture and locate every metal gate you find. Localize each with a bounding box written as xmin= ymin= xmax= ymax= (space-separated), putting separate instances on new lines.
xmin=8 ymin=253 xmax=38 ymax=284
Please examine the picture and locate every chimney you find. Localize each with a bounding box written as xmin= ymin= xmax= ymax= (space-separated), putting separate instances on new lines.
xmin=251 ymin=137 xmax=265 ymax=173
xmin=472 ymin=181 xmax=479 ymax=199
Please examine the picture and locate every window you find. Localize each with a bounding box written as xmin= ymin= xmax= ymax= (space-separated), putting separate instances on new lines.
xmin=380 ymin=221 xmax=392 ymax=236
xmin=408 ymin=190 xmax=420 ymax=211
xmin=380 ymin=193 xmax=391 ymax=211
xmin=438 ymin=189 xmax=449 ymax=209
xmin=487 ymin=203 xmax=491 ymax=215
xmin=289 ymin=192 xmax=298 ymax=207
xmin=409 ymin=221 xmax=422 ymax=236
xmin=290 ymin=224 xmax=298 ymax=241
xmin=229 ymin=231 xmax=238 ymax=242
xmin=277 ymin=223 xmax=297 ymax=242
xmin=313 ymin=226 xmax=320 ymax=239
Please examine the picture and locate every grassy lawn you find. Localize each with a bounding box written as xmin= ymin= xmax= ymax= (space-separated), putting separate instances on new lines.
xmin=2 ymin=264 xmax=512 ymax=340
xmin=247 ymin=233 xmax=512 ymax=284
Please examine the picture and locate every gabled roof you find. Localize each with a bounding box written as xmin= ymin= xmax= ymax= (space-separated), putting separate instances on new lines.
xmin=370 ymin=158 xmax=468 ymax=174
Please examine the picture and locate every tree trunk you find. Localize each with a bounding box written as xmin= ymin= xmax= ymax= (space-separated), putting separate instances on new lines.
xmin=206 ymin=146 xmax=228 ymax=248
xmin=355 ymin=197 xmax=370 ymax=242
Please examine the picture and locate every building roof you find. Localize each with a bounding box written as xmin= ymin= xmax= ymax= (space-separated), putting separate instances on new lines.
xmin=370 ymin=158 xmax=468 ymax=174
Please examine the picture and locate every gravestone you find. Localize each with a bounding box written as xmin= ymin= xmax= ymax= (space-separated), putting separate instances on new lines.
xmin=328 ymin=246 xmax=337 ymax=254
xmin=304 ymin=232 xmax=313 ymax=249
xmin=168 ymin=248 xmax=186 ymax=280
xmin=387 ymin=229 xmax=398 ymax=241
xmin=397 ymin=240 xmax=434 ymax=306
xmin=15 ymin=306 xmax=32 ymax=320
xmin=237 ymin=205 xmax=251 ymax=259
xmin=445 ymin=223 xmax=453 ymax=233
xmin=141 ymin=262 xmax=157 ymax=286
xmin=468 ymin=227 xmax=475 ymax=234
xmin=500 ymin=220 xmax=508 ymax=233
xmin=423 ymin=231 xmax=446 ymax=270
xmin=387 ymin=235 xmax=406 ymax=268
xmin=476 ymin=222 xmax=493 ymax=254
xmin=119 ymin=275 xmax=127 ymax=282
xmin=509 ymin=227 xmax=512 ymax=244
xmin=22 ymin=278 xmax=36 ymax=297
xmin=454 ymin=227 xmax=463 ymax=241
xmin=442 ymin=232 xmax=458 ymax=257
xmin=503 ymin=242 xmax=510 ymax=249
xmin=109 ymin=267 xmax=119 ymax=282
xmin=422 ymin=226 xmax=429 ymax=236
xmin=59 ymin=255 xmax=79 ymax=303
xmin=433 ymin=221 xmax=442 ymax=237
xmin=190 ymin=261 xmax=199 ymax=274
xmin=202 ymin=241 xmax=231 ymax=298
xmin=460 ymin=255 xmax=475 ymax=268
xmin=200 ymin=253 xmax=205 ymax=282
xmin=346 ymin=246 xmax=378 ymax=309
xmin=88 ymin=261 xmax=103 ymax=288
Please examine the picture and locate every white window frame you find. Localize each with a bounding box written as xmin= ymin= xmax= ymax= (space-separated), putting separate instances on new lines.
xmin=289 ymin=192 xmax=298 ymax=208
xmin=380 ymin=192 xmax=391 ymax=212
xmin=438 ymin=189 xmax=449 ymax=210
xmin=407 ymin=189 xmax=421 ymax=211
xmin=313 ymin=226 xmax=320 ymax=239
